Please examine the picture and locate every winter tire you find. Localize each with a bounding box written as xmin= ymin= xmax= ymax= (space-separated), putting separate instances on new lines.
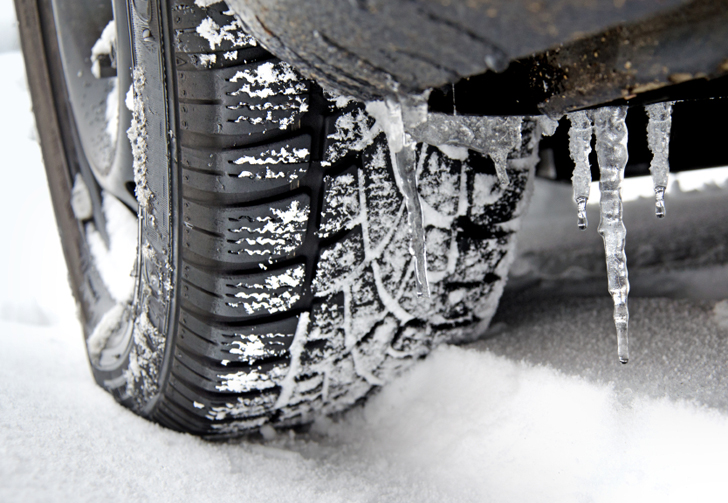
xmin=17 ymin=0 xmax=539 ymax=435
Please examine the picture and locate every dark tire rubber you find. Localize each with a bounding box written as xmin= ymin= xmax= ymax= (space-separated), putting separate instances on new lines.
xmin=19 ymin=0 xmax=539 ymax=436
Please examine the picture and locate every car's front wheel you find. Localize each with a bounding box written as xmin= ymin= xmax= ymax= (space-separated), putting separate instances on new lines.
xmin=17 ymin=0 xmax=539 ymax=435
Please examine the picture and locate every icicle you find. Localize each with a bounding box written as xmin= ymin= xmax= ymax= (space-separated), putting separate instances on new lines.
xmin=574 ymin=198 xmax=588 ymax=231
xmin=567 ymin=111 xmax=593 ymax=230
xmin=485 ymin=117 xmax=521 ymax=186
xmin=646 ymin=101 xmax=673 ymax=218
xmin=593 ymin=106 xmax=630 ymax=364
xmin=538 ymin=115 xmax=559 ymax=137
xmin=366 ymin=97 xmax=526 ymax=298
xmin=452 ymin=83 xmax=457 ymax=116
xmin=370 ymin=96 xmax=431 ymax=297
xmin=408 ymin=113 xmax=522 ymax=186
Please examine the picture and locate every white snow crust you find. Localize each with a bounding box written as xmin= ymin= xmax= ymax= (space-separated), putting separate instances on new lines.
xmin=229 ymin=335 xmax=267 ymax=361
xmin=85 ymin=192 xmax=138 ymax=303
xmin=70 ymin=173 xmax=93 ymax=221
xmin=225 ymin=61 xmax=308 ymax=130
xmin=230 ymin=200 xmax=309 ymax=257
xmin=5 ymin=315 xmax=728 ymax=502
xmin=195 ymin=15 xmax=256 ymax=51
xmin=435 ymin=144 xmax=469 ymax=161
xmin=0 ymin=0 xmax=19 ymax=53
xmin=234 ymin=147 xmax=309 ymax=166
xmin=197 ymin=53 xmax=216 ymax=68
xmin=230 ymin=64 xmax=299 ymax=105
xmin=105 ymin=77 xmax=119 ymax=144
xmin=217 ymin=366 xmax=286 ymax=393
xmin=4 ymin=48 xmax=728 ymax=502
xmin=126 ymin=68 xmax=151 ymax=209
xmin=86 ymin=302 xmax=127 ymax=361
xmin=90 ymin=20 xmax=115 ymax=79
xmin=228 ymin=265 xmax=305 ymax=314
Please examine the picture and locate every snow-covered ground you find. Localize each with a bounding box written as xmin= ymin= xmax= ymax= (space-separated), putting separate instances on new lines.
xmin=3 ymin=9 xmax=728 ymax=500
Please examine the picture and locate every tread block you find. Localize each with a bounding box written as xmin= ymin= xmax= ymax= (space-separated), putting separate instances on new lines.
xmin=181 ymin=134 xmax=311 ymax=196
xmin=418 ymin=145 xmax=463 ymax=216
xmin=175 ymin=47 xmax=273 ymax=71
xmin=177 ymin=61 xmax=309 ymax=102
xmin=468 ymin=157 xmax=531 ymax=227
xmin=173 ymin=6 xmax=258 ymax=54
xmin=182 ymin=195 xmax=310 ymax=263
xmin=166 ymin=377 xmax=277 ymax=422
xmin=172 ymin=0 xmax=237 ymax=30
xmin=182 ymin=263 xmax=307 ymax=318
xmin=178 ymin=311 xmax=297 ymax=364
xmin=361 ymin=141 xmax=404 ymax=248
xmin=179 ymin=100 xmax=307 ymax=135
xmin=451 ymin=235 xmax=509 ymax=283
xmin=322 ymin=105 xmax=375 ymax=166
xmin=318 ymin=166 xmax=360 ymax=239
xmin=311 ymin=229 xmax=365 ymax=294
xmin=155 ymin=401 xmax=210 ymax=435
xmin=171 ymin=353 xmax=289 ymax=394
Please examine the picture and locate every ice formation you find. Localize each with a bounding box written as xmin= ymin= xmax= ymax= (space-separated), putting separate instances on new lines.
xmin=363 ymin=92 xmax=526 ymax=298
xmin=366 ymin=96 xmax=431 ymax=297
xmin=408 ymin=113 xmax=522 ymax=186
xmin=567 ymin=111 xmax=593 ymax=230
xmin=538 ymin=115 xmax=559 ymax=137
xmin=562 ymin=101 xmax=678 ymax=361
xmin=593 ymin=106 xmax=630 ymax=364
xmin=395 ymin=142 xmax=430 ymax=297
xmin=70 ymin=173 xmax=93 ymax=221
xmin=646 ymin=101 xmax=674 ymax=218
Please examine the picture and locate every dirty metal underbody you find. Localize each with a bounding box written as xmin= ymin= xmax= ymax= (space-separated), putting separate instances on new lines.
xmin=228 ymin=0 xmax=728 ymax=116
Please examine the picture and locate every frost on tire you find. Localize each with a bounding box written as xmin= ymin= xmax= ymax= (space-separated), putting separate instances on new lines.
xmin=270 ymin=110 xmax=540 ymax=426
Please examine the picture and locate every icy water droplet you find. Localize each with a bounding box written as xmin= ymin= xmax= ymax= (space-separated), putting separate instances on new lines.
xmin=646 ymin=101 xmax=673 ymax=218
xmin=452 ymin=83 xmax=457 ymax=116
xmin=568 ymin=110 xmax=593 ymax=230
xmin=576 ymin=197 xmax=588 ymax=230
xmin=593 ymin=106 xmax=630 ymax=364
xmin=654 ymin=186 xmax=666 ymax=218
xmin=617 ymin=316 xmax=629 ymax=363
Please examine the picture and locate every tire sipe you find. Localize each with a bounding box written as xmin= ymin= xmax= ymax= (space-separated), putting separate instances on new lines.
xmin=17 ymin=0 xmax=539 ymax=435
